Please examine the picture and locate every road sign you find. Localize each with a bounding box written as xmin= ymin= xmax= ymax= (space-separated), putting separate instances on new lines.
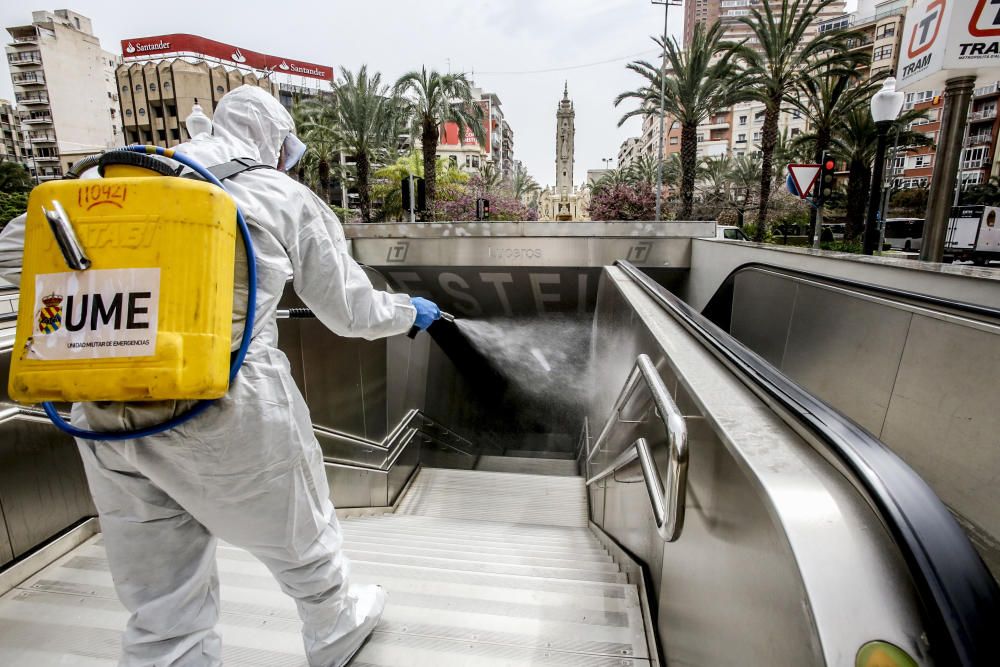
xmin=787 ymin=164 xmax=820 ymax=199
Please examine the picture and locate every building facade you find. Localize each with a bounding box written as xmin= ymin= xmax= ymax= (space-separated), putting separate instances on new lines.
xmin=116 ymin=59 xmax=277 ymax=147
xmin=538 ymin=85 xmax=588 ymax=221
xmin=5 ymin=10 xmax=121 ymax=180
xmin=0 ymin=100 xmax=28 ymax=165
xmin=618 ymin=136 xmax=642 ymax=169
xmin=435 ymin=86 xmax=513 ymax=178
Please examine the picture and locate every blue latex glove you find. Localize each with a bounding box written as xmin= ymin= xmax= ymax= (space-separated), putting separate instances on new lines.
xmin=411 ymin=296 xmax=441 ymax=330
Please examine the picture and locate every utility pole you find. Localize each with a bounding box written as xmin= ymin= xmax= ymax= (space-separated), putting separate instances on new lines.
xmin=651 ymin=0 xmax=680 ymax=222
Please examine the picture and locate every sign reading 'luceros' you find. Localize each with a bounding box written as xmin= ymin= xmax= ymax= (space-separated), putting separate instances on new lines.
xmin=120 ymin=33 xmax=333 ymax=82
xmin=898 ymin=0 xmax=1000 ymax=90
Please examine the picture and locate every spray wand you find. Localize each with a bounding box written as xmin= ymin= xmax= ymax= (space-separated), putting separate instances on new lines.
xmin=277 ymin=308 xmax=456 ymax=339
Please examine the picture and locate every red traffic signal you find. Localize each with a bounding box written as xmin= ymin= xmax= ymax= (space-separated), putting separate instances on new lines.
xmin=824 ymin=159 xmax=835 ymax=170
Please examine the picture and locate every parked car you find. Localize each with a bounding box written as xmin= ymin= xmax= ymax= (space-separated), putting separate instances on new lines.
xmin=717 ymin=225 xmax=750 ymax=241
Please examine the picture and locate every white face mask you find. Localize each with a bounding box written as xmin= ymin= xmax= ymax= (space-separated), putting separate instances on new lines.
xmin=281 ymin=133 xmax=307 ymax=171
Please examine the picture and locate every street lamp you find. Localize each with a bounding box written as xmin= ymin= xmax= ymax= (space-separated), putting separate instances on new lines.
xmin=602 ymin=157 xmax=613 ymax=170
xmin=651 ymin=0 xmax=682 ymax=222
xmin=863 ymin=77 xmax=904 ymax=255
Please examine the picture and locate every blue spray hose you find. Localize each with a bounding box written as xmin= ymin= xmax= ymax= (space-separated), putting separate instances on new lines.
xmin=41 ymin=144 xmax=258 ymax=441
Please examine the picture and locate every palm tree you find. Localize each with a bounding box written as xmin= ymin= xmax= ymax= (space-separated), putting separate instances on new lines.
xmin=395 ymin=67 xmax=484 ymax=215
xmin=830 ymin=107 xmax=932 ymax=239
xmin=510 ymin=163 xmax=540 ymax=203
xmin=626 ymin=154 xmax=661 ymax=188
xmin=616 ymin=22 xmax=741 ymax=218
xmin=323 ymin=65 xmax=407 ymax=223
xmin=731 ymin=0 xmax=857 ymax=239
xmin=478 ymin=161 xmax=504 ymax=195
xmin=788 ymin=59 xmax=879 ymax=240
xmin=699 ymin=156 xmax=733 ymax=203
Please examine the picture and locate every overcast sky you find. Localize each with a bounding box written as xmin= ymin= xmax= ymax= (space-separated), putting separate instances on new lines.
xmin=2 ymin=1 xmax=861 ymax=185
xmin=0 ymin=0 xmax=693 ymax=187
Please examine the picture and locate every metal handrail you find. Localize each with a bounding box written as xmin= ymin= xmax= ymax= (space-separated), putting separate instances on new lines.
xmin=585 ymin=354 xmax=688 ymax=542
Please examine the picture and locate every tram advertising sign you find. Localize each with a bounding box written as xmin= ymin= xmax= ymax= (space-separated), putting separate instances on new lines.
xmin=898 ymin=0 xmax=1000 ymax=91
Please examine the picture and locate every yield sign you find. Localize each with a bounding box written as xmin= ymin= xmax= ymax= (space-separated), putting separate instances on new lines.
xmin=787 ymin=164 xmax=820 ymax=199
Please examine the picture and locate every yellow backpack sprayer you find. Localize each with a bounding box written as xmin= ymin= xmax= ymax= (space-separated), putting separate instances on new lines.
xmin=8 ymin=145 xmax=259 ymax=441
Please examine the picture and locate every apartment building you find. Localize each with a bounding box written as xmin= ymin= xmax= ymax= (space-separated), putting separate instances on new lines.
xmin=618 ymin=136 xmax=642 ymax=169
xmin=116 ymin=59 xmax=277 ymax=147
xmin=5 ymin=10 xmax=121 ymax=180
xmin=0 ymin=100 xmax=28 ymax=165
xmin=436 ymin=86 xmax=514 ymax=177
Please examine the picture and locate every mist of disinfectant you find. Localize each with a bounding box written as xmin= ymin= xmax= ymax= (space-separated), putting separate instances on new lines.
xmin=453 ymin=315 xmax=591 ymax=406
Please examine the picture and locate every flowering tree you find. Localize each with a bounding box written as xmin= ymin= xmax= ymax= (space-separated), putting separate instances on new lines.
xmin=588 ymin=183 xmax=657 ymax=221
xmin=433 ymin=174 xmax=537 ymax=221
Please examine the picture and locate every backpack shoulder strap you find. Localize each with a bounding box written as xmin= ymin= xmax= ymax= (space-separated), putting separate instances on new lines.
xmin=205 ymin=157 xmax=275 ymax=182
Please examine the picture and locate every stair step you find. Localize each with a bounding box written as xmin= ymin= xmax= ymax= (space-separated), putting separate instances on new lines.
xmin=475 ymin=455 xmax=579 ymax=476
xmin=396 ymin=468 xmax=589 ymax=528
xmin=504 ymin=449 xmax=578 ymax=460
xmin=342 ymin=515 xmax=600 ymax=545
xmin=339 ymin=536 xmax=613 ymax=562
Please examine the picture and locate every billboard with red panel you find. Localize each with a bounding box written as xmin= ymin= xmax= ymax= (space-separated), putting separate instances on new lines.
xmin=440 ymin=100 xmax=491 ymax=154
xmin=120 ymin=33 xmax=333 ymax=82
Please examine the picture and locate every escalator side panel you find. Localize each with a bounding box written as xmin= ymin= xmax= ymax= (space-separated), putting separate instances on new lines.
xmin=727 ymin=266 xmax=1000 ymax=579
xmin=589 ymin=267 xmax=928 ymax=667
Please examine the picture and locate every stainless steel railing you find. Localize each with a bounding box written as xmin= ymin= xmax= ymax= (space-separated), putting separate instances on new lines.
xmin=585 ymin=354 xmax=688 ymax=542
xmin=321 ymin=407 xmax=496 ymax=474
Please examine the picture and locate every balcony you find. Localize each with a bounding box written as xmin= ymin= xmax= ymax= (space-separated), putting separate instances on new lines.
xmin=28 ymin=132 xmax=56 ymax=143
xmin=974 ymin=82 xmax=1000 ymax=98
xmin=20 ymin=113 xmax=52 ymax=125
xmin=33 ymin=154 xmax=60 ymax=162
xmin=37 ymin=171 xmax=63 ymax=181
xmin=961 ymin=159 xmax=988 ymax=170
xmin=7 ymin=52 xmax=41 ymax=66
xmin=12 ymin=72 xmax=45 ymax=86
xmin=15 ymin=93 xmax=49 ymax=106
xmin=966 ymin=134 xmax=993 ymax=147
xmin=969 ymin=109 xmax=997 ymax=122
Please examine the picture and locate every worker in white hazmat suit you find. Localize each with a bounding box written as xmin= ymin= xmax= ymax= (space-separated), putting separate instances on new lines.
xmin=0 ymin=84 xmax=442 ymax=666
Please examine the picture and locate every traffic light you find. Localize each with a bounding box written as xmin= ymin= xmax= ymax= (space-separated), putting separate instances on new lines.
xmin=818 ymin=155 xmax=837 ymax=206
xmin=476 ymin=198 xmax=490 ymax=220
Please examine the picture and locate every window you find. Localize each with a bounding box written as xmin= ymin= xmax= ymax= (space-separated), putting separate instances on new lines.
xmin=876 ymin=23 xmax=896 ymax=39
xmin=891 ymin=156 xmax=904 ymax=171
xmin=739 ymin=115 xmax=747 ymax=125
xmin=216 ymin=85 xmax=225 ymax=94
xmin=697 ymin=134 xmax=705 ymax=143
xmin=465 ymin=155 xmax=471 ymax=166
xmin=873 ymin=45 xmax=893 ymax=61
xmin=669 ymin=136 xmax=678 ymax=145
xmin=138 ymin=108 xmax=146 ymax=116
xmin=792 ymin=109 xmax=801 ymax=119
xmin=122 ymin=84 xmax=128 ymax=93
xmin=472 ymin=156 xmax=480 ymax=168
xmin=149 ymin=82 xmax=157 ymax=91
xmin=164 ymin=80 xmax=171 ymax=89
xmin=912 ymin=155 xmax=932 ymax=168
xmin=135 ymin=84 xmax=142 ymax=92
xmin=737 ymin=133 xmax=747 ymax=143
xmin=752 ymin=132 xmax=761 ymax=141
xmin=791 ymin=128 xmax=801 ymax=136
xmin=125 ymin=109 xmax=132 ymax=116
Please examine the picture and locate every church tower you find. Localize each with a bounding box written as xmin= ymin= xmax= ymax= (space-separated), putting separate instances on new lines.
xmin=555 ymin=82 xmax=575 ymax=194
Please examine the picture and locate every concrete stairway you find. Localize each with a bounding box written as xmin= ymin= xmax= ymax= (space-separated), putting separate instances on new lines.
xmin=0 ymin=466 xmax=650 ymax=665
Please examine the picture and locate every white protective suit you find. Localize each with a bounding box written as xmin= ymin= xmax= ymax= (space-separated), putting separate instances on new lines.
xmin=0 ymin=85 xmax=417 ymax=666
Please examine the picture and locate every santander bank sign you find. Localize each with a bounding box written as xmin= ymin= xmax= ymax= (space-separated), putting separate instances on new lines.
xmin=121 ymin=33 xmax=333 ymax=82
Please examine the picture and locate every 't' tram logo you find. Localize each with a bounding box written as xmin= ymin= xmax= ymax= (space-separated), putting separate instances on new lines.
xmin=970 ymin=0 xmax=1000 ymax=37
xmin=386 ymin=241 xmax=410 ymax=263
xmin=37 ymin=292 xmax=63 ymax=334
xmin=907 ymin=0 xmax=946 ymax=58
